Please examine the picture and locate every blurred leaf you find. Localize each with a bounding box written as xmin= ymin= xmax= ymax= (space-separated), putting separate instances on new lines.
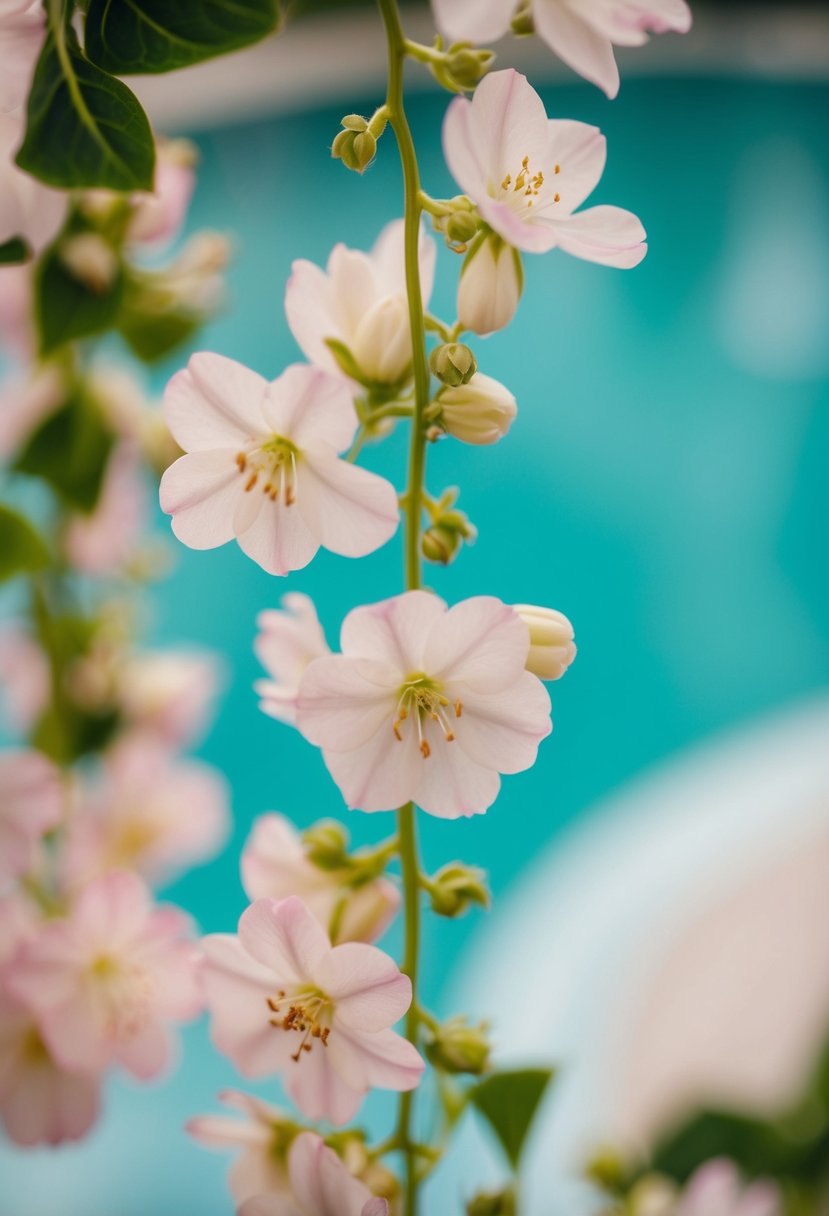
xmin=0 ymin=237 xmax=31 ymax=265
xmin=470 ymin=1068 xmax=555 ymax=1171
xmin=85 ymin=0 xmax=282 ymax=75
xmin=14 ymin=391 xmax=115 ymax=512
xmin=0 ymin=506 xmax=49 ymax=583
xmin=16 ymin=26 xmax=154 ymax=190
xmin=36 ymin=244 xmax=124 ymax=354
xmin=117 ymin=295 xmax=201 ymax=362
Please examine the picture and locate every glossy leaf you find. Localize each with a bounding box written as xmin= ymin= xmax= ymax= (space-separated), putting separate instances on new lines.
xmin=14 ymin=392 xmax=115 ymax=512
xmin=85 ymin=0 xmax=281 ymax=75
xmin=0 ymin=237 xmax=30 ymax=265
xmin=470 ymin=1068 xmax=555 ymax=1171
xmin=0 ymin=506 xmax=49 ymax=583
xmin=16 ymin=27 xmax=154 ymax=190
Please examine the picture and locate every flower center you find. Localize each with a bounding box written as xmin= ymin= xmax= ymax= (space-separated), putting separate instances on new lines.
xmin=498 ymin=154 xmax=560 ymax=211
xmin=236 ymin=436 xmax=299 ymax=506
xmin=392 ymin=672 xmax=462 ymax=759
xmin=87 ymin=954 xmax=155 ymax=1040
xmin=105 ymin=814 xmax=161 ymax=868
xmin=266 ymin=987 xmax=332 ymax=1062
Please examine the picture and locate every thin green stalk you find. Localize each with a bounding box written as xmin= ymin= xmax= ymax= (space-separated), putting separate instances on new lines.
xmin=376 ymin=1 xmax=433 ymax=1211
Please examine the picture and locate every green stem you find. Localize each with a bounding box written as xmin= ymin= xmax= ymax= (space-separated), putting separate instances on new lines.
xmin=377 ymin=4 xmax=435 ymax=1210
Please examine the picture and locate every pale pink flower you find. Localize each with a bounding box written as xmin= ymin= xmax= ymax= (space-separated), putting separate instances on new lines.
xmin=0 ymin=749 xmax=62 ymax=882
xmin=444 ymin=70 xmax=646 ymax=266
xmin=64 ymin=738 xmax=229 ymax=887
xmin=187 ymin=1089 xmax=294 ymax=1205
xmin=242 ymin=814 xmax=399 ymax=945
xmin=239 ymin=1133 xmax=389 ymax=1216
xmin=0 ymin=262 xmax=34 ymax=356
xmin=432 ymin=0 xmax=691 ymax=99
xmin=8 ymin=870 xmax=202 ymax=1078
xmin=0 ymin=624 xmax=50 ymax=733
xmin=254 ymin=593 xmax=330 ymax=725
xmin=63 ymin=444 xmax=149 ymax=575
xmin=0 ymin=364 xmax=66 ymax=458
xmin=296 ymin=591 xmax=552 ymax=819
xmin=0 ymin=112 xmax=66 ymax=253
xmin=0 ymin=0 xmax=45 ymax=115
xmin=160 ymin=355 xmax=400 ymax=576
xmin=128 ymin=138 xmax=197 ymax=248
xmin=117 ymin=649 xmax=222 ymax=747
xmin=676 ymin=1160 xmax=782 ymax=1216
xmin=0 ymin=891 xmax=40 ymax=968
xmin=201 ymin=895 xmax=423 ymax=1125
xmin=285 ymin=220 xmax=435 ymax=388
xmin=0 ymin=987 xmax=101 ymax=1146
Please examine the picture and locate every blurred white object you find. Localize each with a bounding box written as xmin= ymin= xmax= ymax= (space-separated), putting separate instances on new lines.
xmin=436 ymin=698 xmax=829 ymax=1214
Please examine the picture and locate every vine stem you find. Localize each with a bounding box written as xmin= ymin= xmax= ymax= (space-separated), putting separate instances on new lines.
xmin=376 ymin=1 xmax=432 ymax=1212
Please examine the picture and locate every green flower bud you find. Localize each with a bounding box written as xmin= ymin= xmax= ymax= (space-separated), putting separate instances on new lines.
xmin=422 ymin=524 xmax=462 ymax=566
xmin=302 ymin=819 xmax=350 ymax=871
xmin=341 ymin=114 xmax=368 ymax=132
xmin=511 ymin=3 xmax=535 ymax=36
xmin=445 ymin=209 xmax=480 ymax=246
xmin=430 ymin=43 xmax=496 ymax=94
xmin=425 ymin=1016 xmax=491 ymax=1075
xmin=332 ymin=128 xmax=377 ymax=174
xmin=428 ymin=861 xmax=489 ymax=918
xmin=429 ymin=342 xmax=477 ymax=388
xmin=466 ymin=1188 xmax=516 ymax=1216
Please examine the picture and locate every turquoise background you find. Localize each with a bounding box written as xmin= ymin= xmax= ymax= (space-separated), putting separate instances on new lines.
xmin=2 ymin=70 xmax=829 ymax=1214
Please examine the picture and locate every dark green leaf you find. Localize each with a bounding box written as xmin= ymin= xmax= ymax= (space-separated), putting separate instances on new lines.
xmin=14 ymin=391 xmax=115 ymax=512
xmin=470 ymin=1068 xmax=555 ymax=1171
xmin=117 ymin=296 xmax=201 ymax=362
xmin=36 ymin=243 xmax=124 ymax=355
xmin=16 ymin=27 xmax=154 ymax=190
xmin=0 ymin=237 xmax=31 ymax=265
xmin=0 ymin=506 xmax=50 ymax=583
xmin=85 ymin=0 xmax=281 ymax=75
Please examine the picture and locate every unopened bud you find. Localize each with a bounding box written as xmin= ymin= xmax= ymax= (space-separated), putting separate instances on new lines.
xmin=433 ymin=43 xmax=496 ymax=93
xmin=511 ymin=3 xmax=535 ymax=36
xmin=445 ymin=209 xmax=480 ymax=246
xmin=513 ymin=604 xmax=576 ymax=681
xmin=332 ymin=126 xmax=377 ymax=174
xmin=425 ymin=1016 xmax=491 ymax=1075
xmin=59 ymin=233 xmax=119 ymax=294
xmin=341 ymin=114 xmax=368 ymax=132
xmin=428 ymin=861 xmax=489 ymax=918
xmin=421 ymin=507 xmax=475 ymax=566
xmin=439 ymin=372 xmax=516 ymax=446
xmin=430 ymin=342 xmax=477 ymax=387
xmin=302 ymin=819 xmax=350 ymax=871
xmin=467 ymin=1188 xmax=516 ymax=1216
xmin=458 ymin=234 xmax=523 ymax=336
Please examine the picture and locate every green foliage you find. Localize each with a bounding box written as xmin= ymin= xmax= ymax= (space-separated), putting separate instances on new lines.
xmin=36 ymin=243 xmax=124 ymax=355
xmin=0 ymin=506 xmax=50 ymax=583
xmin=116 ymin=277 xmax=202 ymax=363
xmin=0 ymin=237 xmax=31 ymax=266
xmin=16 ymin=26 xmax=154 ymax=191
xmin=85 ymin=0 xmax=282 ymax=75
xmin=14 ymin=390 xmax=115 ymax=513
xmin=470 ymin=1068 xmax=555 ymax=1171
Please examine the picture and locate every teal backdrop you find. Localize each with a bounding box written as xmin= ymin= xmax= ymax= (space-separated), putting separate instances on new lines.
xmin=2 ymin=70 xmax=829 ymax=1214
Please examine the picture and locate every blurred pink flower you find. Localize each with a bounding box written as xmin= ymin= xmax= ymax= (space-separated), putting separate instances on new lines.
xmin=0 ymin=262 xmax=34 ymax=357
xmin=0 ymin=625 xmax=50 ymax=733
xmin=0 ymin=112 xmax=66 ymax=253
xmin=678 ymin=1160 xmax=782 ymax=1216
xmin=296 ymin=591 xmax=551 ymax=819
xmin=0 ymin=891 xmax=40 ymax=968
xmin=128 ymin=138 xmax=196 ymax=248
xmin=160 ymin=355 xmax=400 ymax=575
xmin=444 ymin=70 xmax=646 ymax=266
xmin=201 ymin=895 xmax=423 ymax=1125
xmin=239 ymin=1133 xmax=388 ymax=1216
xmin=254 ymin=593 xmax=330 ymax=726
xmin=431 ymin=0 xmax=691 ymax=98
xmin=0 ymin=364 xmax=65 ymax=458
xmin=0 ymin=0 xmax=45 ymax=114
xmin=0 ymin=749 xmax=62 ymax=882
xmin=9 ymin=870 xmax=202 ymax=1078
xmin=63 ymin=444 xmax=149 ymax=575
xmin=117 ymin=649 xmax=222 ymax=748
xmin=242 ymin=814 xmax=399 ymax=944
xmin=187 ymin=1089 xmax=293 ymax=1205
xmin=0 ymin=988 xmax=101 ymax=1147
xmin=64 ymin=738 xmax=230 ymax=888
xmin=285 ymin=219 xmax=435 ymax=388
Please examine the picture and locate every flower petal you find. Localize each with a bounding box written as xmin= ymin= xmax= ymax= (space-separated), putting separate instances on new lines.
xmin=431 ymin=0 xmax=512 ymax=43
xmin=442 ymin=93 xmax=489 ymax=204
xmin=201 ymin=934 xmax=292 ymax=1078
xmin=534 ymin=0 xmax=620 ymax=98
xmin=329 ymin=1024 xmax=424 ymax=1094
xmin=340 ymin=591 xmax=447 ymax=669
xmin=424 ymin=595 xmax=529 ymax=693
xmin=548 ymin=203 xmax=647 ymax=267
xmin=160 ymin=450 xmax=241 ymax=550
xmin=238 ymin=896 xmax=330 ymax=982
xmin=297 ymin=656 xmax=396 ymax=752
xmin=451 ymin=671 xmax=552 ymax=774
xmin=284 ymin=1040 xmax=364 ymax=1126
xmin=469 ymin=70 xmax=552 ymax=188
xmin=163 ymin=353 xmax=268 ymax=451
xmin=298 ymin=446 xmax=399 ymax=559
xmin=413 ymin=724 xmax=502 ymax=819
xmin=315 ymin=942 xmax=411 ymax=1032
xmin=284 ymin=258 xmax=339 ymax=373
xmin=321 ymin=723 xmax=423 ymax=813
xmin=235 ymin=495 xmax=320 ymax=576
xmin=263 ymin=364 xmax=358 ymax=453
xmin=544 ymin=119 xmax=606 ymax=213
xmin=371 ymin=218 xmax=436 ymax=306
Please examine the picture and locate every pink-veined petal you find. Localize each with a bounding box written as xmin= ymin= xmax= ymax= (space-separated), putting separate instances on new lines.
xmin=200 ymin=934 xmax=292 ymax=1078
xmin=284 ymin=258 xmax=339 ymax=373
xmin=163 ymin=353 xmax=268 ymax=451
xmin=235 ymin=495 xmax=320 ymax=576
xmin=329 ymin=1024 xmax=424 ymax=1094
xmin=370 ymin=219 xmax=437 ymax=307
xmin=451 ymin=671 xmax=553 ymax=774
xmin=296 ymin=656 xmax=396 ymax=752
xmin=424 ymin=595 xmax=529 ymax=693
xmin=544 ymin=119 xmax=607 ymax=213
xmin=313 ymin=943 xmax=411 ymax=1032
xmin=476 ymin=195 xmax=559 ymax=254
xmin=238 ymin=896 xmax=330 ymax=982
xmin=535 ymin=0 xmax=621 ymax=97
xmin=340 ymin=591 xmax=447 ymax=669
xmin=412 ymin=723 xmax=502 ymax=819
xmin=284 ymin=1041 xmax=364 ymax=1126
xmin=321 ymin=724 xmax=422 ymax=813
xmin=263 ymin=365 xmax=358 ymax=453
xmin=549 ymin=203 xmax=647 ymax=267
xmin=431 ymin=0 xmax=512 ymax=43
xmin=297 ymin=446 xmax=399 ymax=559
xmin=468 ymin=70 xmax=552 ymax=188
xmin=442 ymin=93 xmax=489 ymax=204
xmin=160 ymin=450 xmax=241 ymax=550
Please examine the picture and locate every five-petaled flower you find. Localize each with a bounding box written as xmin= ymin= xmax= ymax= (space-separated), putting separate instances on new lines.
xmin=431 ymin=0 xmax=691 ymax=99
xmin=239 ymin=1132 xmax=389 ymax=1216
xmin=187 ymin=1089 xmax=295 ymax=1205
xmin=160 ymin=354 xmax=400 ymax=575
xmin=296 ymin=591 xmax=552 ymax=819
xmin=200 ymin=895 xmax=423 ymax=1126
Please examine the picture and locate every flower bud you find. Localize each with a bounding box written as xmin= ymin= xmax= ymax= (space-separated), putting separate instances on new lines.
xmin=433 ymin=43 xmax=496 ymax=93
xmin=425 ymin=1016 xmax=491 ymax=1075
xmin=332 ymin=127 xmax=377 ymax=174
xmin=59 ymin=233 xmax=119 ymax=294
xmin=445 ymin=209 xmax=480 ymax=246
xmin=513 ymin=604 xmax=576 ymax=681
xmin=302 ymin=819 xmax=350 ymax=871
xmin=428 ymin=861 xmax=489 ymax=918
xmin=466 ymin=1189 xmax=516 ymax=1216
xmin=438 ymin=372 xmax=516 ymax=446
xmin=351 ymin=294 xmax=411 ymax=384
xmin=429 ymin=342 xmax=477 ymax=388
xmin=458 ymin=234 xmax=523 ymax=337
xmin=422 ymin=524 xmax=462 ymax=565
xmin=511 ymin=3 xmax=535 ymax=36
